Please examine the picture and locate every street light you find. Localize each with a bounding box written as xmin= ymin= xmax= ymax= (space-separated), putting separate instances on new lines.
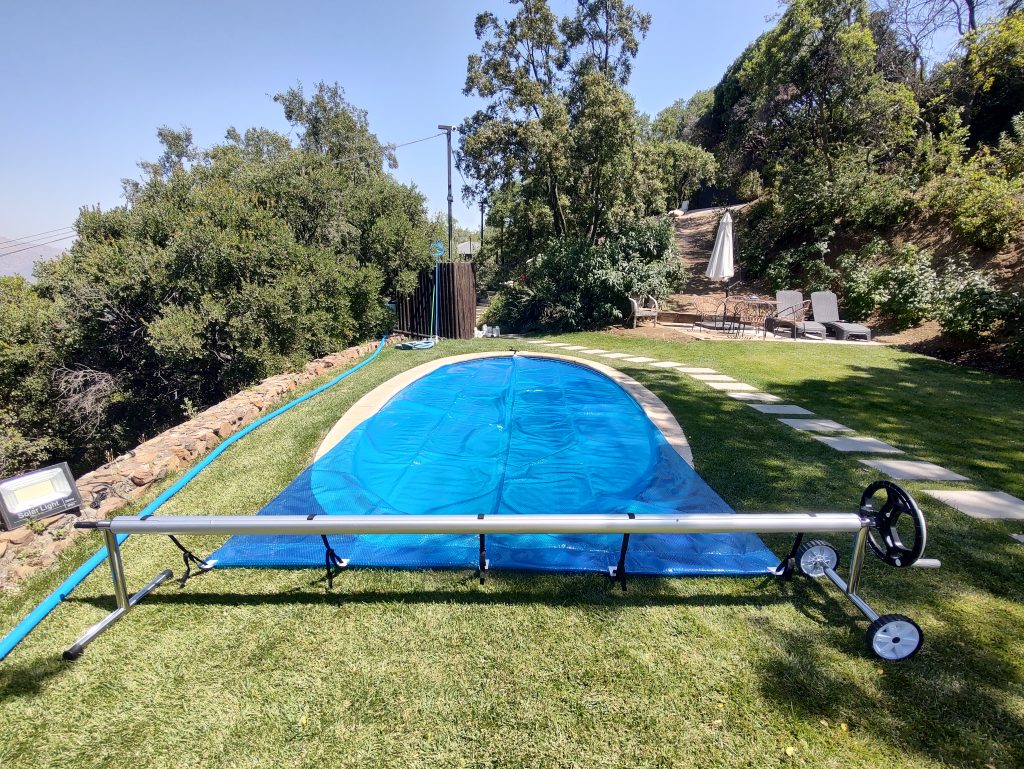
xmin=437 ymin=124 xmax=455 ymax=263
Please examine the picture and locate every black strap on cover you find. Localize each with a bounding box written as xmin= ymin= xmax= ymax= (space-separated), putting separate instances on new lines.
xmin=612 ymin=513 xmax=636 ymax=592
xmin=167 ymin=535 xmax=213 ymax=587
xmin=321 ymin=535 xmax=348 ymax=590
xmin=477 ymin=514 xmax=487 ymax=585
xmin=773 ymin=533 xmax=805 ymax=581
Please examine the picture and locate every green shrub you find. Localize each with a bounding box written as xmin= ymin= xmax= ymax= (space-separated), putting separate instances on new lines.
xmin=484 ymin=219 xmax=685 ymax=332
xmin=934 ymin=259 xmax=1005 ymax=341
xmin=762 ymin=241 xmax=835 ymax=293
xmin=874 ymin=246 xmax=939 ymax=329
xmin=925 ymin=153 xmax=1024 ymax=251
xmin=736 ymin=170 xmax=764 ymax=202
xmin=1001 ymin=293 xmax=1024 ymax=363
xmin=835 ymin=255 xmax=879 ymax=322
xmin=835 ymin=242 xmax=938 ymax=329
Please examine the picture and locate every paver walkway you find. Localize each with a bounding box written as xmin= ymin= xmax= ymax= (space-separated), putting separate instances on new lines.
xmin=750 ymin=405 xmax=814 ymax=415
xmin=860 ymin=460 xmax=969 ymax=482
xmin=814 ymin=436 xmax=902 ymax=453
xmin=524 ymin=337 xmax=1020 ymax=533
xmin=779 ymin=418 xmax=852 ymax=433
xmin=922 ymin=490 xmax=1024 ymax=521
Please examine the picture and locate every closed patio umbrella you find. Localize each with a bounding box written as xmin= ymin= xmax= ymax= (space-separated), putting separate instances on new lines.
xmin=706 ymin=210 xmax=735 ymax=286
xmin=704 ymin=210 xmax=736 ymax=330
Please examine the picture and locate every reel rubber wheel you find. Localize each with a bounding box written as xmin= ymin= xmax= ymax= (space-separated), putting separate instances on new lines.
xmin=867 ymin=614 xmax=922 ymax=660
xmin=861 ymin=481 xmax=927 ymax=567
xmin=796 ymin=539 xmax=838 ymax=579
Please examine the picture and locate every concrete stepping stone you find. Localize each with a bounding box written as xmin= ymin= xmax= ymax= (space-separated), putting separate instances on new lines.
xmin=651 ymin=361 xmax=685 ymax=368
xmin=599 ymin=352 xmax=633 ymax=359
xmin=621 ymin=356 xmax=656 ymax=363
xmin=561 ymin=345 xmax=589 ymax=350
xmin=677 ymin=367 xmax=719 ymax=374
xmin=543 ymin=343 xmax=571 ymax=347
xmin=923 ymin=490 xmax=1024 ymax=521
xmin=689 ymin=374 xmax=736 ymax=382
xmin=727 ymin=392 xmax=782 ymax=403
xmin=813 ymin=435 xmax=902 ymax=453
xmin=578 ymin=349 xmax=607 ymax=354
xmin=526 ymin=340 xmax=550 ymax=345
xmin=859 ymin=460 xmax=969 ymax=482
xmin=779 ymin=418 xmax=852 ymax=433
xmin=748 ymin=404 xmax=814 ymax=415
xmin=706 ymin=381 xmax=758 ymax=392
xmin=1012 ymin=534 xmax=1024 ymax=544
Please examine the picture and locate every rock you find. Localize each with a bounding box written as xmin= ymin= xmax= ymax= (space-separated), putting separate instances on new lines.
xmin=169 ymin=444 xmax=193 ymax=461
xmin=1 ymin=527 xmax=35 ymax=546
xmin=94 ymin=496 xmax=126 ymax=518
xmin=129 ymin=466 xmax=156 ymax=487
xmin=0 ymin=541 xmax=7 ymax=559
xmin=42 ymin=515 xmax=66 ymax=531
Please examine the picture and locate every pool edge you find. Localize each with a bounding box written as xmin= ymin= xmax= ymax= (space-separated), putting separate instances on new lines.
xmin=315 ymin=351 xmax=694 ymax=466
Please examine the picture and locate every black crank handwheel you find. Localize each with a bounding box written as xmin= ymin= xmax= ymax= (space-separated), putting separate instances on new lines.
xmin=860 ymin=481 xmax=927 ymax=568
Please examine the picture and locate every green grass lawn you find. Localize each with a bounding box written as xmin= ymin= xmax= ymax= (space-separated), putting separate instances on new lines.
xmin=2 ymin=335 xmax=1023 ymax=768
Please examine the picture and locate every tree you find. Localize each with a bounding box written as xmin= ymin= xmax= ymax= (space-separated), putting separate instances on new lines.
xmin=652 ymin=141 xmax=718 ymax=210
xmin=652 ymin=89 xmax=714 ymax=143
xmin=274 ymin=81 xmax=396 ymax=178
xmin=872 ymin=0 xmax=997 ymax=76
xmin=3 ymin=85 xmax=437 ymax=475
xmin=0 ymin=277 xmax=63 ymax=475
xmin=962 ymin=10 xmax=1024 ymax=143
xmin=458 ymin=0 xmax=652 ymax=255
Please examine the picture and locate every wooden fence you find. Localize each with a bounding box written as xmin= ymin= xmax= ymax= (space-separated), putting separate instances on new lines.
xmin=395 ymin=262 xmax=477 ymax=340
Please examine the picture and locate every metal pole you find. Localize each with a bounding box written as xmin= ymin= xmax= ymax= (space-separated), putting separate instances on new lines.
xmin=847 ymin=526 xmax=870 ymax=597
xmin=89 ymin=512 xmax=867 ymax=537
xmin=437 ymin=124 xmax=454 ymax=264
xmin=104 ymin=529 xmax=129 ymax=610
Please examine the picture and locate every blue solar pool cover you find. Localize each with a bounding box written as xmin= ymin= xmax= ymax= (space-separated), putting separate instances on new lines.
xmin=211 ymin=355 xmax=778 ymax=575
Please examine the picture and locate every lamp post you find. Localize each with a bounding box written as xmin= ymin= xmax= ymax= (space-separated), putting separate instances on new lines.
xmin=437 ymin=124 xmax=455 ymax=263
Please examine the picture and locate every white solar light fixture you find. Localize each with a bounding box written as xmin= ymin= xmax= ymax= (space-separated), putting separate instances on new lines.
xmin=0 ymin=463 xmax=81 ymax=531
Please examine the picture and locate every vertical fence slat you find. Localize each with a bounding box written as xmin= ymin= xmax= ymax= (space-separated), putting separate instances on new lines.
xmin=396 ymin=262 xmax=477 ymax=340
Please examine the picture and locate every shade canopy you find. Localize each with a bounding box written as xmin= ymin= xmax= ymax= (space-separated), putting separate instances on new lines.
xmin=706 ymin=211 xmax=735 ymax=282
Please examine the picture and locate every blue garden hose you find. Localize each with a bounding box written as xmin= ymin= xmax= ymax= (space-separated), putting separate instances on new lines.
xmin=0 ymin=336 xmax=388 ymax=662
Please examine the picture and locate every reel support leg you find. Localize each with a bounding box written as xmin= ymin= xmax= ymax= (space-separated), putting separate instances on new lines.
xmin=63 ymin=530 xmax=173 ymax=660
xmin=820 ymin=526 xmax=880 ymax=622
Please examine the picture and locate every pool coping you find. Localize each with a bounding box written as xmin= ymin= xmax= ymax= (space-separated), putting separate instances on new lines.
xmin=316 ymin=351 xmax=694 ymax=465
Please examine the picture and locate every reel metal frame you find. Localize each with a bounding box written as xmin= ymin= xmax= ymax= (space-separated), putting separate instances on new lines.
xmin=64 ymin=482 xmax=933 ymax=662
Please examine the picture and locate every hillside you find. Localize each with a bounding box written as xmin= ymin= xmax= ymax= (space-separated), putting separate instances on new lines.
xmin=667 ymin=209 xmax=1023 ymax=378
xmin=0 ymin=237 xmax=67 ymax=280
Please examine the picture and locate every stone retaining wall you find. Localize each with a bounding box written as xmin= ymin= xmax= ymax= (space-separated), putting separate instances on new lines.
xmin=0 ymin=337 xmax=403 ymax=590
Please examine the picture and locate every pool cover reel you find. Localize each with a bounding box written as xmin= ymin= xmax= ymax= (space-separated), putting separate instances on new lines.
xmin=71 ymin=479 xmax=931 ymax=660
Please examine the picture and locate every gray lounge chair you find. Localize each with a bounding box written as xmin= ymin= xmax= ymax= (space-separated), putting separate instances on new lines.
xmin=811 ymin=291 xmax=872 ymax=341
xmin=766 ymin=291 xmax=826 ymax=339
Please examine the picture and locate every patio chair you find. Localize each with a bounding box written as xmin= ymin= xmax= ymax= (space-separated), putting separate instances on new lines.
xmin=689 ymin=296 xmax=721 ymax=329
xmin=811 ymin=291 xmax=872 ymax=341
xmin=765 ymin=291 xmax=827 ymax=339
xmin=733 ymin=298 xmax=777 ymax=338
xmin=627 ymin=295 xmax=659 ymax=328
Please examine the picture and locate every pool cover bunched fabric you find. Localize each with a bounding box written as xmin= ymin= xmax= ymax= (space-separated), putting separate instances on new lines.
xmin=211 ymin=356 xmax=778 ymax=575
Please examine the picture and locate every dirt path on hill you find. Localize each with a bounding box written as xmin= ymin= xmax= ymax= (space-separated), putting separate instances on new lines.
xmin=665 ymin=204 xmax=755 ymax=313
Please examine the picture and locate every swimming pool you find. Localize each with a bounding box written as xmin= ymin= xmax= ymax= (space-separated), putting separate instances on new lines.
xmin=211 ymin=354 xmax=778 ymax=575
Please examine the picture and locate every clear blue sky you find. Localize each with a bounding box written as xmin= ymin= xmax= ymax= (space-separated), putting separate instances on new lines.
xmin=0 ymin=0 xmax=779 ymax=244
